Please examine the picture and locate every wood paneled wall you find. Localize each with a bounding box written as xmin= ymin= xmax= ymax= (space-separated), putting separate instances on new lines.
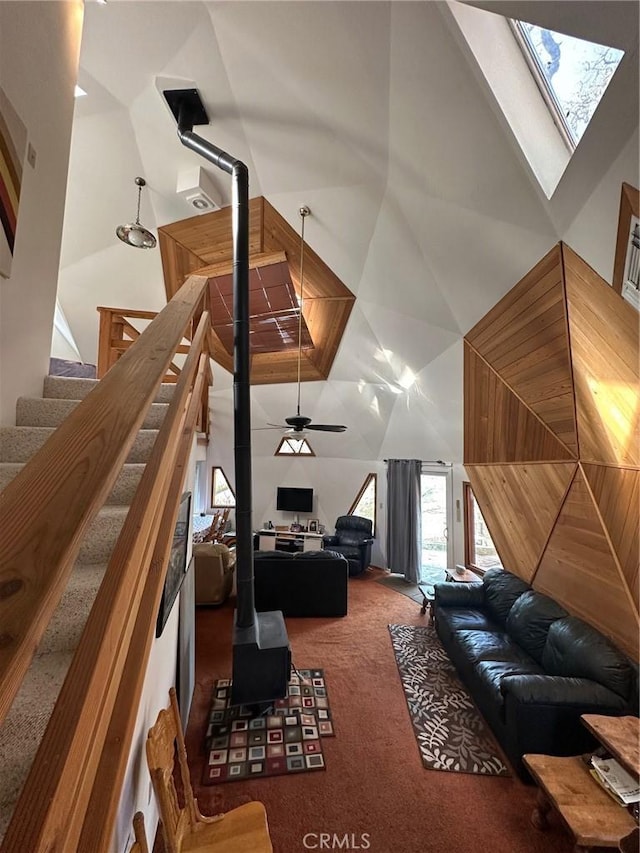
xmin=464 ymin=243 xmax=640 ymax=660
xmin=157 ymin=198 xmax=355 ymax=384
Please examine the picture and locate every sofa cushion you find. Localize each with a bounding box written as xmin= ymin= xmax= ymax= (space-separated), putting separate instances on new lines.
xmin=254 ymin=549 xmax=295 ymax=560
xmin=483 ymin=569 xmax=530 ymax=626
xmin=455 ymin=629 xmax=539 ymax=667
xmin=293 ymin=549 xmax=347 ymax=561
xmin=476 ymin=659 xmax=545 ymax=707
xmin=542 ymin=616 xmax=634 ymax=701
xmin=437 ymin=607 xmax=501 ymax=636
xmin=506 ymin=590 xmax=568 ymax=664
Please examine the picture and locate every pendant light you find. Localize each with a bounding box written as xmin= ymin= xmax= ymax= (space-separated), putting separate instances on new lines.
xmin=116 ymin=177 xmax=157 ymax=249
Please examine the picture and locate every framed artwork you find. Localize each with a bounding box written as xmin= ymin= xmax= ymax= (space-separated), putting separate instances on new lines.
xmin=0 ymin=86 xmax=28 ymax=279
xmin=308 ymin=519 xmax=319 ymax=533
xmin=156 ymin=492 xmax=192 ymax=637
xmin=612 ymin=182 xmax=639 ymax=297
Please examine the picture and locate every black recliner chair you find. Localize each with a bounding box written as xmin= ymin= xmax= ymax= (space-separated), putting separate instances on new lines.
xmin=322 ymin=515 xmax=374 ymax=577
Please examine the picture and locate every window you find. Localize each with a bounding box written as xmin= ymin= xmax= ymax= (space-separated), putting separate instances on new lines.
xmin=512 ymin=20 xmax=624 ymax=149
xmin=210 ymin=466 xmax=235 ymax=508
xmin=463 ymin=482 xmax=502 ymax=573
xmin=348 ymin=473 xmax=377 ymax=531
xmin=274 ymin=436 xmax=315 ymax=456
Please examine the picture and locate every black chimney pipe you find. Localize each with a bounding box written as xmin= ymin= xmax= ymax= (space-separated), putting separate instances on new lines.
xmin=173 ymin=116 xmax=254 ymax=628
xmin=164 ymin=90 xmax=290 ymax=707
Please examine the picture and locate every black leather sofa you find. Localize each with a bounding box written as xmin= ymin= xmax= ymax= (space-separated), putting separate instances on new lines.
xmin=253 ymin=550 xmax=349 ymax=617
xmin=434 ymin=568 xmax=638 ymax=778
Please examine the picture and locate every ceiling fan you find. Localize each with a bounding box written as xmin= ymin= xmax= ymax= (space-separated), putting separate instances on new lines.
xmin=259 ymin=206 xmax=347 ymax=438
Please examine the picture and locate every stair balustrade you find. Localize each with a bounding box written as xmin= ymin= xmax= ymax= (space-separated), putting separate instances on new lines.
xmin=0 ymin=273 xmax=210 ymax=852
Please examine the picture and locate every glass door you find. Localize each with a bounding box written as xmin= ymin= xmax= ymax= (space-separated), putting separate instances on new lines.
xmin=420 ymin=469 xmax=453 ymax=585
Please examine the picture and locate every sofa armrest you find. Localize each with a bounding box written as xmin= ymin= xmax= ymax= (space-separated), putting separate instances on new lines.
xmin=434 ymin=582 xmax=484 ymax=608
xmin=501 ymin=674 xmax=629 ymax=710
xmin=322 ymin=535 xmax=339 ymax=547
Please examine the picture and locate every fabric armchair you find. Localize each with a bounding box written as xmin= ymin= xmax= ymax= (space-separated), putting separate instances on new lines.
xmin=322 ymin=515 xmax=373 ymax=576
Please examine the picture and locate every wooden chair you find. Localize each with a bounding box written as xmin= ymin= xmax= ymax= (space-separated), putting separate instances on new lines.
xmin=146 ymin=688 xmax=273 ymax=853
xmin=130 ymin=812 xmax=149 ymax=853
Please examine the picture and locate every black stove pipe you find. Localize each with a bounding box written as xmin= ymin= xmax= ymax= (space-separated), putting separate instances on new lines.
xmin=176 ymin=119 xmax=254 ymax=629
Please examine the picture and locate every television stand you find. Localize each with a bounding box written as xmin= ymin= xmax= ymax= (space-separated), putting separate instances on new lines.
xmin=257 ymin=529 xmax=324 ymax=553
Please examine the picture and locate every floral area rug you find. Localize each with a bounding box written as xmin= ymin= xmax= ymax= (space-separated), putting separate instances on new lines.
xmin=388 ymin=625 xmax=509 ymax=776
xmin=202 ymin=668 xmax=334 ymax=785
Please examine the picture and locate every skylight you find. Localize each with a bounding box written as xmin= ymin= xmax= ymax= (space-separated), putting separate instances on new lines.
xmin=512 ymin=20 xmax=624 ymax=148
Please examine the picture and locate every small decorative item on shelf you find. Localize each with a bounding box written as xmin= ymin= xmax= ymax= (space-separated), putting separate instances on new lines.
xmin=309 ymin=519 xmax=319 ymax=533
xmin=290 ymin=522 xmax=302 ymax=532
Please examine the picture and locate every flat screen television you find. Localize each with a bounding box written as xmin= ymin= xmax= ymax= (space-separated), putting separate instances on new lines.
xmin=276 ymin=486 xmax=313 ymax=513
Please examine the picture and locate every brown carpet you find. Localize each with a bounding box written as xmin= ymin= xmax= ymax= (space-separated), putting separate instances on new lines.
xmin=185 ymin=568 xmax=575 ymax=853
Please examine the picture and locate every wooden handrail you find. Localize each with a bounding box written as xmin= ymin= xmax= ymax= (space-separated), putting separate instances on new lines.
xmin=79 ymin=354 xmax=210 ymax=851
xmin=0 ymin=274 xmax=210 ymax=851
xmin=97 ymin=306 xmax=190 ymax=381
xmin=0 ymin=274 xmax=208 ymax=726
xmin=1 ymin=312 xmax=210 ymax=850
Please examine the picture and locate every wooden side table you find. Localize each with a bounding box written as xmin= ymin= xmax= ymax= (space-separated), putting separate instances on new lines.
xmin=523 ymin=753 xmax=637 ymax=851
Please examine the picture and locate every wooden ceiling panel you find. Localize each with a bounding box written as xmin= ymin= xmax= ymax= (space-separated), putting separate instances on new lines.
xmin=582 ymin=463 xmax=639 ymax=610
xmin=564 ymin=245 xmax=640 ymax=467
xmin=158 ymin=232 xmax=207 ymax=301
xmin=467 ymin=463 xmax=576 ymax=583
xmin=534 ymin=469 xmax=639 ymax=661
xmin=157 ymin=197 xmax=355 ymax=384
xmin=464 ymin=343 xmax=575 ymax=464
xmin=159 ymin=197 xmax=264 ymax=272
xmin=466 ymin=245 xmax=577 ymax=453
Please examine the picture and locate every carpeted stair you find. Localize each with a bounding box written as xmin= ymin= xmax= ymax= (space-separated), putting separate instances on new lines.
xmin=0 ymin=375 xmax=172 ymax=841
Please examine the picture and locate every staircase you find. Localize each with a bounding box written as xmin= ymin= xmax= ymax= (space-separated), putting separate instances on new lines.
xmin=0 ymin=375 xmax=172 ymax=841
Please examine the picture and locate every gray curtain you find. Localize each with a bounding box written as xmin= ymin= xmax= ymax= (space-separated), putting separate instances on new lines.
xmin=386 ymin=459 xmax=422 ymax=583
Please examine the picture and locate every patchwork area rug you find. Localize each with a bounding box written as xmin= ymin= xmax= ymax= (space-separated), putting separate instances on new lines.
xmin=388 ymin=625 xmax=509 ymax=776
xmin=202 ymin=669 xmax=334 ymax=785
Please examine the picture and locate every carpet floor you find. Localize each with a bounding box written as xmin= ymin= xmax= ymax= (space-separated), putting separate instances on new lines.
xmin=389 ymin=624 xmax=509 ymax=776
xmin=184 ymin=568 xmax=575 ymax=853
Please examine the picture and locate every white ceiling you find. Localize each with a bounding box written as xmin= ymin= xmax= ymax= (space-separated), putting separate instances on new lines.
xmin=58 ymin=0 xmax=639 ymax=463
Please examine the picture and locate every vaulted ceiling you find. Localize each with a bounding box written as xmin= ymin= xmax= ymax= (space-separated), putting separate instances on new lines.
xmin=57 ymin=0 xmax=639 ymax=462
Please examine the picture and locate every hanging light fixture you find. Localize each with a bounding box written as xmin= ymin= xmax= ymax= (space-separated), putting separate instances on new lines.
xmin=116 ymin=176 xmax=156 ymax=249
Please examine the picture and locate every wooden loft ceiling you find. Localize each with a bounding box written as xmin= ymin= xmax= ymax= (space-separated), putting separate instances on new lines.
xmin=158 ymin=197 xmax=355 ymax=384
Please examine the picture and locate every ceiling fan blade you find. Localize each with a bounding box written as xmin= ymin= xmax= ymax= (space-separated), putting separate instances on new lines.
xmin=252 ymin=424 xmax=287 ymax=430
xmin=306 ymin=424 xmax=347 ymax=432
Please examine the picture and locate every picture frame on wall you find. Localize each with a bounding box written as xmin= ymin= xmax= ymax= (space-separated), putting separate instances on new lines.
xmin=156 ymin=491 xmax=192 ymax=637
xmin=0 ymin=86 xmax=27 ymax=279
xmin=612 ymin=182 xmax=640 ymax=310
xmin=308 ymin=519 xmax=319 ymax=533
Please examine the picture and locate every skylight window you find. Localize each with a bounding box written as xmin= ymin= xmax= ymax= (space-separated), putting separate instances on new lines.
xmin=512 ymin=20 xmax=624 ymax=148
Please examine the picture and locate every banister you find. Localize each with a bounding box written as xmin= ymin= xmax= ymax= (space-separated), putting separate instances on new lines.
xmin=79 ymin=353 xmax=210 ymax=851
xmin=0 ymin=271 xmax=206 ymax=725
xmin=0 ymin=309 xmax=210 ymax=852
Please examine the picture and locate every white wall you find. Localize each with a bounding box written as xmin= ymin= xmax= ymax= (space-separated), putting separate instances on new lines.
xmin=112 ymin=438 xmax=200 ymax=852
xmin=0 ymin=1 xmax=83 ymax=425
